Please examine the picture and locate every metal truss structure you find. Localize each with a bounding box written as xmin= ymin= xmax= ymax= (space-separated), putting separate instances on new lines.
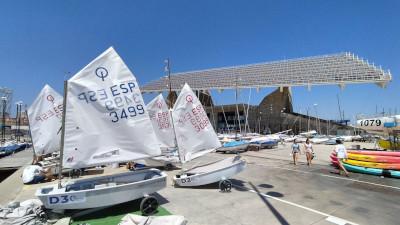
xmin=141 ymin=52 xmax=392 ymax=93
xmin=0 ymin=87 xmax=13 ymax=116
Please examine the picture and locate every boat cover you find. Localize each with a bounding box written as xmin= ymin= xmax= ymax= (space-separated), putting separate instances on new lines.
xmin=223 ymin=141 xmax=248 ymax=147
xmin=0 ymin=199 xmax=46 ymax=225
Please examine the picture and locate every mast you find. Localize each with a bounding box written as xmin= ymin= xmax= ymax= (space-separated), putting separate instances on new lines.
xmin=25 ymin=107 xmax=37 ymax=162
xmin=58 ymin=80 xmax=68 ymax=189
xmin=164 ymin=59 xmax=180 ymax=161
xmin=307 ymin=107 xmax=310 ymax=131
xmin=337 ymin=94 xmax=343 ymax=121
xmin=15 ymin=102 xmax=19 ymax=141
xmin=166 ymin=58 xmax=173 ymax=109
xmin=235 ymin=76 xmax=241 ymax=138
xmin=1 ymin=97 xmax=6 ymax=143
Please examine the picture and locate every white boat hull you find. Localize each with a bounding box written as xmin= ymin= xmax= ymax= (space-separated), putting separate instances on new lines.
xmin=173 ymin=156 xmax=246 ymax=187
xmin=36 ymin=169 xmax=167 ymax=209
xmin=142 ymin=156 xmax=181 ymax=168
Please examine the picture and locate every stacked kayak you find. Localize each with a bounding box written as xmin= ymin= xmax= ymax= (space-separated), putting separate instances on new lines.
xmin=330 ymin=150 xmax=400 ymax=178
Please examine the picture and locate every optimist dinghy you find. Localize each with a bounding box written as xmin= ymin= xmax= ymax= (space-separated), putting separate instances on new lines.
xmin=27 ymin=85 xmax=63 ymax=156
xmin=172 ymin=84 xmax=246 ymax=191
xmin=144 ymin=94 xmax=179 ymax=169
xmin=36 ymin=47 xmax=166 ymax=214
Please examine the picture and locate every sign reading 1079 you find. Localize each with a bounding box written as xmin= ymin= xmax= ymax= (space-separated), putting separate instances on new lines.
xmin=358 ymin=119 xmax=382 ymax=127
xmin=76 ymin=76 xmax=145 ymax=123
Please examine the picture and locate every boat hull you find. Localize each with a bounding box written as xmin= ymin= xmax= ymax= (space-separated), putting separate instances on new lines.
xmin=173 ymin=156 xmax=246 ymax=187
xmin=343 ymin=159 xmax=400 ymax=170
xmin=36 ymin=169 xmax=167 ymax=209
xmin=348 ymin=153 xmax=400 ymax=163
xmin=216 ymin=143 xmax=249 ymax=153
xmin=348 ymin=150 xmax=400 ymax=157
xmin=343 ymin=163 xmax=383 ymax=176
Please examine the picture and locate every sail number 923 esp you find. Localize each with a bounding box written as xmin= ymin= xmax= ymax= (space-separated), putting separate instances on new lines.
xmin=358 ymin=119 xmax=382 ymax=127
xmin=109 ymin=104 xmax=145 ymax=123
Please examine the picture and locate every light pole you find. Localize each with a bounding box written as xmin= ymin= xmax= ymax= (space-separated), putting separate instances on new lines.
xmin=15 ymin=101 xmax=23 ymax=142
xmin=313 ymin=103 xmax=320 ymax=134
xmin=1 ymin=97 xmax=7 ymax=143
xmin=258 ymin=111 xmax=262 ymax=134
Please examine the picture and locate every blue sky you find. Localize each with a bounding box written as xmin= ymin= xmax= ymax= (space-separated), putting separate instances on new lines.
xmin=0 ymin=0 xmax=399 ymax=122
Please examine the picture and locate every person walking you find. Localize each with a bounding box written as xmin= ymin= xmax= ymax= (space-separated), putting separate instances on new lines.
xmin=335 ymin=139 xmax=349 ymax=176
xmin=304 ymin=138 xmax=313 ymax=166
xmin=291 ymin=139 xmax=301 ymax=165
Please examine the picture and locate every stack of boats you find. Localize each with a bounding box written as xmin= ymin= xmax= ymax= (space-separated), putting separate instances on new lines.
xmin=330 ymin=150 xmax=400 ymax=178
xmin=216 ymin=133 xmax=280 ymax=153
xmin=0 ymin=141 xmax=29 ymax=157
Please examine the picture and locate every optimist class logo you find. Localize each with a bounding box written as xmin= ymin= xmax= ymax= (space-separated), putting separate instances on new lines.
xmin=46 ymin=95 xmax=55 ymax=103
xmin=95 ymin=67 xmax=108 ymax=81
xmin=156 ymin=100 xmax=163 ymax=109
xmin=186 ymin=95 xmax=193 ymax=103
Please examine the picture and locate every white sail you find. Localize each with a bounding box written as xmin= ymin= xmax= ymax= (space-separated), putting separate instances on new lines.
xmin=146 ymin=94 xmax=175 ymax=149
xmin=63 ymin=47 xmax=161 ymax=168
xmin=28 ymin=85 xmax=63 ymax=155
xmin=172 ymin=83 xmax=221 ymax=163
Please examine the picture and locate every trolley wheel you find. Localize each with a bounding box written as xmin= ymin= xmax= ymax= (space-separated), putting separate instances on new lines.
xmin=219 ymin=179 xmax=232 ymax=192
xmin=140 ymin=196 xmax=159 ymax=216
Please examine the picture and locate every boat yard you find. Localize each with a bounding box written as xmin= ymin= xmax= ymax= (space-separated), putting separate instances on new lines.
xmin=1 ymin=2 xmax=400 ymax=225
xmin=0 ymin=142 xmax=399 ymax=225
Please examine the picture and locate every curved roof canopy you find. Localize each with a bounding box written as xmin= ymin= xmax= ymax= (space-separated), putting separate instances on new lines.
xmin=141 ymin=52 xmax=392 ymax=93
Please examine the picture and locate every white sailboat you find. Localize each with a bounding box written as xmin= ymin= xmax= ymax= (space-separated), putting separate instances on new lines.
xmin=144 ymin=94 xmax=180 ymax=168
xmin=28 ymin=84 xmax=63 ymax=156
xmin=172 ymin=84 xmax=246 ymax=191
xmin=27 ymin=85 xmax=63 ymax=172
xmin=36 ymin=47 xmax=167 ymax=213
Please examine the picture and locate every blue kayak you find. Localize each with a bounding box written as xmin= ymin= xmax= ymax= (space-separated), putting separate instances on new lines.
xmin=390 ymin=170 xmax=400 ymax=178
xmin=343 ymin=162 xmax=400 ymax=178
xmin=342 ymin=163 xmax=383 ymax=176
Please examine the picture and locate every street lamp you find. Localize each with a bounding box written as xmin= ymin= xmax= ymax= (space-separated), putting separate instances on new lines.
xmin=313 ymin=103 xmax=320 ymax=134
xmin=258 ymin=111 xmax=262 ymax=134
xmin=15 ymin=101 xmax=23 ymax=141
xmin=1 ymin=97 xmax=7 ymax=143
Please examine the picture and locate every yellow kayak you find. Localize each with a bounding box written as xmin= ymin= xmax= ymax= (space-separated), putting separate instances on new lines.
xmin=378 ymin=139 xmax=400 ymax=150
xmin=343 ymin=159 xmax=400 ymax=170
xmin=348 ymin=153 xmax=400 ymax=163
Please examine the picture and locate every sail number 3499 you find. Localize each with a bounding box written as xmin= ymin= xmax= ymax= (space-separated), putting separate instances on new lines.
xmin=109 ymin=104 xmax=145 ymax=123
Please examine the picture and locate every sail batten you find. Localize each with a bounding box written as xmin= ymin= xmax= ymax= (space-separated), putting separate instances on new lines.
xmin=63 ymin=47 xmax=161 ymax=169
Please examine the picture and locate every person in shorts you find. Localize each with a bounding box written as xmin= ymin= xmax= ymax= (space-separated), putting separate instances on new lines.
xmin=291 ymin=140 xmax=301 ymax=165
xmin=334 ymin=139 xmax=349 ymax=177
xmin=304 ymin=138 xmax=314 ymax=166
